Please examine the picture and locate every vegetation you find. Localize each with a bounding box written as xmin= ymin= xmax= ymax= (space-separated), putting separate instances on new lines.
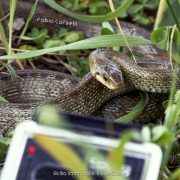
xmin=0 ymin=0 xmax=179 ymax=179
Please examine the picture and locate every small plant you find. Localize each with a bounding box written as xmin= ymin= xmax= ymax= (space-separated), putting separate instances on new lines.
xmin=60 ymin=0 xmax=109 ymax=15
xmin=126 ymin=0 xmax=159 ymax=25
xmin=60 ymin=0 xmax=159 ymax=25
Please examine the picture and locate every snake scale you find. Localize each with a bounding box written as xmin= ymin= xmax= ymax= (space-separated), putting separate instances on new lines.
xmin=0 ymin=0 xmax=179 ymax=138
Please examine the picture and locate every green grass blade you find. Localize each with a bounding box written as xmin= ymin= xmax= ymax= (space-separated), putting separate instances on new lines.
xmin=44 ymin=0 xmax=133 ymax=23
xmin=169 ymin=168 xmax=180 ymax=180
xmin=34 ymin=134 xmax=90 ymax=180
xmin=0 ymin=4 xmax=9 ymax=52
xmin=0 ymin=35 xmax=153 ymax=60
xmin=4 ymin=63 xmax=17 ymax=80
xmin=20 ymin=32 xmax=48 ymax=41
xmin=166 ymin=0 xmax=180 ymax=30
xmin=154 ymin=0 xmax=168 ymax=29
xmin=18 ymin=0 xmax=39 ymax=44
xmin=9 ymin=0 xmax=17 ymax=55
xmin=116 ymin=92 xmax=149 ymax=122
xmin=0 ymin=22 xmax=9 ymax=52
xmin=107 ymin=131 xmax=138 ymax=180
xmin=0 ymin=96 xmax=9 ymax=103
xmin=0 ymin=5 xmax=8 ymax=35
xmin=0 ymin=1 xmax=17 ymax=80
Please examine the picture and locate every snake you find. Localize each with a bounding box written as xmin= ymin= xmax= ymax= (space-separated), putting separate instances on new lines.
xmin=0 ymin=0 xmax=179 ymax=138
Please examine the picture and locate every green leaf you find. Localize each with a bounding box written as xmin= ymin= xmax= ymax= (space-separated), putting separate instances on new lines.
xmin=159 ymin=0 xmax=180 ymax=29
xmin=116 ymin=92 xmax=149 ymax=122
xmin=101 ymin=22 xmax=115 ymax=35
xmin=175 ymin=90 xmax=180 ymax=103
xmin=101 ymin=23 xmax=120 ymax=51
xmin=141 ymin=126 xmax=151 ymax=142
xmin=0 ymin=142 xmax=8 ymax=162
xmin=20 ymin=45 xmax=38 ymax=51
xmin=44 ymin=0 xmax=133 ymax=23
xmin=27 ymin=28 xmax=49 ymax=45
xmin=143 ymin=0 xmax=159 ymax=9
xmin=67 ymin=56 xmax=89 ymax=76
xmin=57 ymin=28 xmax=68 ymax=38
xmin=0 ymin=35 xmax=153 ymax=60
xmin=127 ymin=4 xmax=143 ymax=15
xmin=151 ymin=126 xmax=172 ymax=145
xmin=64 ymin=32 xmax=84 ymax=43
xmin=165 ymin=105 xmax=179 ymax=130
xmin=36 ymin=106 xmax=67 ymax=128
xmin=172 ymin=50 xmax=180 ymax=64
xmin=34 ymin=134 xmax=90 ymax=180
xmin=89 ymin=1 xmax=108 ymax=15
xmin=162 ymin=100 xmax=169 ymax=109
xmin=174 ymin=29 xmax=180 ymax=51
xmin=0 ymin=133 xmax=11 ymax=162
xmin=101 ymin=28 xmax=114 ymax=35
xmin=4 ymin=64 xmax=17 ymax=80
xmin=133 ymin=13 xmax=149 ymax=25
xmin=108 ymin=131 xmax=138 ymax=171
xmin=169 ymin=168 xmax=180 ymax=180
xmin=150 ymin=27 xmax=170 ymax=50
xmin=43 ymin=40 xmax=66 ymax=55
xmin=165 ymin=0 xmax=180 ymax=30
xmin=0 ymin=96 xmax=9 ymax=103
xmin=43 ymin=40 xmax=65 ymax=49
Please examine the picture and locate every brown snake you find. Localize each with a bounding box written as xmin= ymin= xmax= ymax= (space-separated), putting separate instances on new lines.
xmin=0 ymin=0 xmax=179 ymax=138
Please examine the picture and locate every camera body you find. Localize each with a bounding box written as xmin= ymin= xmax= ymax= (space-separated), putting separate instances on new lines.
xmin=1 ymin=113 xmax=162 ymax=180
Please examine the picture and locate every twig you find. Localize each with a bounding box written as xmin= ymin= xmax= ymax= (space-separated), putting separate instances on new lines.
xmin=18 ymin=0 xmax=39 ymax=44
xmin=108 ymin=0 xmax=137 ymax=63
xmin=169 ymin=24 xmax=177 ymax=70
xmin=0 ymin=13 xmax=10 ymax=22
xmin=55 ymin=55 xmax=77 ymax=74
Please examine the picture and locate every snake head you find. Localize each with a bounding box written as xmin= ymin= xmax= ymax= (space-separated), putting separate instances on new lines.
xmin=89 ymin=49 xmax=124 ymax=90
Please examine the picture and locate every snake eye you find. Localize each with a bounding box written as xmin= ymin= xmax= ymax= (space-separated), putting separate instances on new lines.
xmin=103 ymin=76 xmax=108 ymax=82
xmin=94 ymin=72 xmax=100 ymax=78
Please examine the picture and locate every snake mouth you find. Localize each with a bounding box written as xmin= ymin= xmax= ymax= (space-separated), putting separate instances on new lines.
xmin=92 ymin=71 xmax=122 ymax=90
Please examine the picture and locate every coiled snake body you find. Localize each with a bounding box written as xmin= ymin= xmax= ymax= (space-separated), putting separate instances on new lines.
xmin=0 ymin=0 xmax=179 ymax=135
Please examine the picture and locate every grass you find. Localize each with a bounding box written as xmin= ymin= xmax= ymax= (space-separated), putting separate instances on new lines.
xmin=0 ymin=34 xmax=152 ymax=60
xmin=8 ymin=0 xmax=17 ymax=55
xmin=0 ymin=0 xmax=179 ymax=179
xmin=44 ymin=0 xmax=133 ymax=23
xmin=17 ymin=0 xmax=39 ymax=44
xmin=165 ymin=0 xmax=180 ymax=30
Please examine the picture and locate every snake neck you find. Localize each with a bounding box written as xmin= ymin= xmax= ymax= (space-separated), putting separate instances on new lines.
xmin=51 ymin=73 xmax=128 ymax=115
